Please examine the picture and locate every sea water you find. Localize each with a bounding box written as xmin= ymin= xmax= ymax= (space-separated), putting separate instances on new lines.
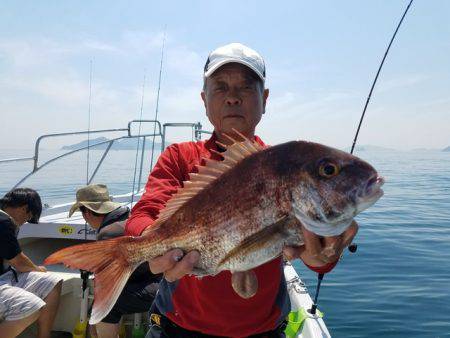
xmin=1 ymin=148 xmax=449 ymax=337
xmin=296 ymin=149 xmax=450 ymax=338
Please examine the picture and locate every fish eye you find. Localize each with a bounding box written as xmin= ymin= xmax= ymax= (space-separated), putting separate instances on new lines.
xmin=319 ymin=162 xmax=340 ymax=178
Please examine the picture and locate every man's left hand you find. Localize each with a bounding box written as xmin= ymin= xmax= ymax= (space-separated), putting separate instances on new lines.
xmin=283 ymin=220 xmax=359 ymax=268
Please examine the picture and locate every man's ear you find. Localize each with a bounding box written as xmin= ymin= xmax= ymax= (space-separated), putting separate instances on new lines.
xmin=201 ymin=91 xmax=207 ymax=110
xmin=262 ymin=88 xmax=269 ymax=114
xmin=20 ymin=205 xmax=28 ymax=214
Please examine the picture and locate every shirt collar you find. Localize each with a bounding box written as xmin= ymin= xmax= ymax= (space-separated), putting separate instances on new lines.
xmin=99 ymin=206 xmax=130 ymax=231
xmin=205 ymin=131 xmax=266 ymax=151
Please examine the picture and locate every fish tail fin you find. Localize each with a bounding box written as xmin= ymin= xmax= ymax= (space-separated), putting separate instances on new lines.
xmin=44 ymin=236 xmax=139 ymax=324
xmin=88 ymin=259 xmax=135 ymax=324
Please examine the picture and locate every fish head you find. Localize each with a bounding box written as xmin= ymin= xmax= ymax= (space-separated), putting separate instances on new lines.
xmin=289 ymin=141 xmax=384 ymax=236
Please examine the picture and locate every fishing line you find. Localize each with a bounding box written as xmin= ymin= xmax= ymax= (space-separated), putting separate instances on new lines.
xmin=76 ymin=60 xmax=94 ymax=334
xmin=86 ymin=60 xmax=93 ymax=184
xmin=83 ymin=60 xmax=94 ymax=243
xmin=131 ymin=27 xmax=166 ymax=206
xmin=311 ymin=0 xmax=414 ymax=315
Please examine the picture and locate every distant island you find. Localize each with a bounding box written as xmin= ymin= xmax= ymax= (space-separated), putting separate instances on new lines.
xmin=412 ymin=148 xmax=436 ymax=151
xmin=62 ymin=139 xmax=449 ymax=153
xmin=344 ymin=145 xmax=395 ymax=152
xmin=62 ymin=137 xmax=163 ymax=151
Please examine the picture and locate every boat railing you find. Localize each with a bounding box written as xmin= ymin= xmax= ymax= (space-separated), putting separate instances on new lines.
xmin=0 ymin=120 xmax=211 ymax=195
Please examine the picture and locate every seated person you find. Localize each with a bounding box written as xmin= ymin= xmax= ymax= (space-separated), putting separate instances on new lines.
xmin=69 ymin=184 xmax=161 ymax=338
xmin=0 ymin=188 xmax=62 ymax=338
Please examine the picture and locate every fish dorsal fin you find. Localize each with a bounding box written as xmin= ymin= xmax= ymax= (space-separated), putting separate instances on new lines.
xmin=153 ymin=130 xmax=264 ymax=227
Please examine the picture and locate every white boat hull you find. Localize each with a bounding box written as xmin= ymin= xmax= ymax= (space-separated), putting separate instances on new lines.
xmin=17 ymin=202 xmax=331 ymax=338
xmin=284 ymin=262 xmax=331 ymax=338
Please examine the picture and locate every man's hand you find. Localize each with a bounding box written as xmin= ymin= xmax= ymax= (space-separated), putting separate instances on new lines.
xmin=148 ymin=249 xmax=200 ymax=282
xmin=283 ymin=220 xmax=359 ymax=268
xmin=37 ymin=265 xmax=47 ymax=272
xmin=9 ymin=252 xmax=47 ymax=273
xmin=142 ymin=226 xmax=201 ymax=282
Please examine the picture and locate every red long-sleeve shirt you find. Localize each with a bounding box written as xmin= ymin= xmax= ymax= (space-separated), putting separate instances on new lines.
xmin=125 ymin=133 xmax=335 ymax=337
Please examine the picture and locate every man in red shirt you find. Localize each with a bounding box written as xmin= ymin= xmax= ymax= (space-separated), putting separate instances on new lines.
xmin=125 ymin=43 xmax=358 ymax=338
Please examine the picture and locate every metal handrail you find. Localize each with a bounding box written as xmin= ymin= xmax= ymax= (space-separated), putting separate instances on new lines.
xmin=12 ymin=136 xmax=133 ymax=189
xmin=127 ymin=120 xmax=162 ymax=137
xmin=162 ymin=122 xmax=211 ymax=149
xmin=0 ymin=120 xmax=208 ymax=194
xmin=0 ymin=156 xmax=35 ymax=164
xmin=87 ymin=141 xmax=114 ymax=185
xmin=0 ymin=121 xmax=163 ymax=190
xmin=34 ymin=128 xmax=129 ymax=170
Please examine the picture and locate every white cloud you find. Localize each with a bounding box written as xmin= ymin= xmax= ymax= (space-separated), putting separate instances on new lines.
xmin=267 ymin=89 xmax=358 ymax=119
xmin=376 ymin=74 xmax=427 ymax=93
xmin=165 ymin=45 xmax=204 ymax=80
xmin=0 ymin=38 xmax=73 ymax=68
xmin=81 ymin=40 xmax=119 ymax=53
xmin=0 ymin=32 xmax=448 ymax=152
xmin=0 ymin=32 xmax=210 ymax=150
xmin=119 ymin=30 xmax=167 ymax=56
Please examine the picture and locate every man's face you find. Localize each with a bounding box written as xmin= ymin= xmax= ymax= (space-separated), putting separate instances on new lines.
xmin=80 ymin=209 xmax=102 ymax=229
xmin=201 ymin=63 xmax=269 ymax=137
xmin=16 ymin=205 xmax=32 ymax=226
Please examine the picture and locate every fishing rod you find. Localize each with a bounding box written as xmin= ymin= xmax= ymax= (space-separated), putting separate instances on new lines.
xmin=350 ymin=0 xmax=414 ymax=155
xmin=85 ymin=60 xmax=94 ymax=244
xmin=149 ymin=28 xmax=166 ymax=171
xmin=128 ymin=29 xmax=166 ymax=338
xmin=73 ymin=60 xmax=95 ymax=338
xmin=130 ymin=28 xmax=166 ymax=206
xmin=131 ymin=72 xmax=147 ymax=206
xmin=310 ymin=0 xmax=414 ymax=315
xmin=86 ymin=60 xmax=93 ymax=185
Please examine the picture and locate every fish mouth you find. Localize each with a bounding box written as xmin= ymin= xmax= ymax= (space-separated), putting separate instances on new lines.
xmin=364 ymin=175 xmax=385 ymax=200
xmin=355 ymin=175 xmax=384 ymax=212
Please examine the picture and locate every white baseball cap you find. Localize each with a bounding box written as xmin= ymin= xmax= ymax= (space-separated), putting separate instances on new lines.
xmin=203 ymin=43 xmax=266 ymax=82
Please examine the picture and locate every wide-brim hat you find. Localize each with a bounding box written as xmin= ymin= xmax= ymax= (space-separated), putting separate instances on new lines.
xmin=68 ymin=184 xmax=123 ymax=217
xmin=203 ymin=42 xmax=266 ymax=83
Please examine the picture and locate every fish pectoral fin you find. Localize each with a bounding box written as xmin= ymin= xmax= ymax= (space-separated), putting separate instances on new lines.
xmin=231 ymin=270 xmax=258 ymax=298
xmin=218 ymin=215 xmax=295 ymax=269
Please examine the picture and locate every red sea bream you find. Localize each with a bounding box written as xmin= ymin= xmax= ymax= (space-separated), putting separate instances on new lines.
xmin=45 ymin=133 xmax=384 ymax=324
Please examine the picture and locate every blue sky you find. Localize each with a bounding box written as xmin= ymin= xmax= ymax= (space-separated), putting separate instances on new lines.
xmin=1 ymin=0 xmax=449 ymax=151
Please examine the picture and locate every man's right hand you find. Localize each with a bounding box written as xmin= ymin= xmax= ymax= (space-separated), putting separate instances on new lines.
xmin=37 ymin=265 xmax=47 ymax=272
xmin=148 ymin=249 xmax=200 ymax=282
xmin=9 ymin=252 xmax=48 ymax=273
